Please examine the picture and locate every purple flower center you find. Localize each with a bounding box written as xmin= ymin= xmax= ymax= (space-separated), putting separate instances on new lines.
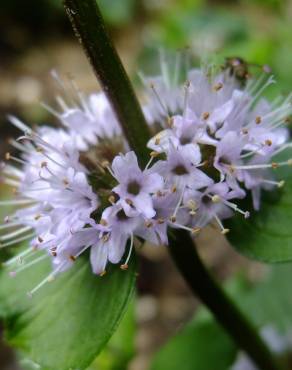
xmin=116 ymin=209 xmax=129 ymax=221
xmin=172 ymin=164 xmax=189 ymax=176
xmin=179 ymin=136 xmax=192 ymax=145
xmin=127 ymin=180 xmax=141 ymax=195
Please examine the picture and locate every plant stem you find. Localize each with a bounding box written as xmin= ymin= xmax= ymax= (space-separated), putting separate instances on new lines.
xmin=168 ymin=229 xmax=280 ymax=370
xmin=63 ymin=0 xmax=151 ymax=166
xmin=63 ymin=2 xmax=279 ymax=369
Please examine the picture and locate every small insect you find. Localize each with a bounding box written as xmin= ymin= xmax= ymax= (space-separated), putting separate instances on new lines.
xmin=223 ymin=57 xmax=271 ymax=85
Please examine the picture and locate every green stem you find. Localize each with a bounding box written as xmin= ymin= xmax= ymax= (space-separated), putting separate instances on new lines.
xmin=63 ymin=2 xmax=279 ymax=369
xmin=63 ymin=0 xmax=151 ymax=166
xmin=168 ymin=229 xmax=280 ymax=370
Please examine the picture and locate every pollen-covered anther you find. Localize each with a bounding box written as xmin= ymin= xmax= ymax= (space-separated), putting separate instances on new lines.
xmin=47 ymin=275 xmax=55 ymax=283
xmin=228 ymin=165 xmax=236 ymax=173
xmin=99 ymin=218 xmax=108 ymax=226
xmin=154 ymin=136 xmax=161 ymax=145
xmin=169 ymin=215 xmax=176 ymax=223
xmin=99 ymin=270 xmax=107 ymax=277
xmin=255 ymin=116 xmax=262 ymax=124
xmin=69 ymin=255 xmax=76 ymax=262
xmin=125 ymin=198 xmax=133 ymax=205
xmin=120 ymin=264 xmax=128 ymax=270
xmin=102 ymin=234 xmax=110 ymax=242
xmin=221 ymin=228 xmax=230 ymax=235
xmin=211 ymin=195 xmax=221 ymax=203
xmin=171 ymin=185 xmax=177 ymax=193
xmin=167 ymin=117 xmax=174 ymax=128
xmin=145 ymin=221 xmax=153 ymax=228
xmin=202 ymin=112 xmax=210 ymax=120
xmin=191 ymin=227 xmax=201 ymax=235
xmin=213 ymin=82 xmax=223 ymax=91
xmin=101 ymin=160 xmax=110 ymax=168
xmin=271 ymin=162 xmax=279 ymax=169
xmin=278 ymin=180 xmax=285 ymax=188
xmin=108 ymin=195 xmax=117 ymax=204
xmin=5 ymin=152 xmax=11 ymax=161
xmin=157 ymin=218 xmax=165 ymax=224
xmin=156 ymin=190 xmax=165 ymax=197
xmin=150 ymin=151 xmax=160 ymax=158
xmin=265 ymin=139 xmax=272 ymax=146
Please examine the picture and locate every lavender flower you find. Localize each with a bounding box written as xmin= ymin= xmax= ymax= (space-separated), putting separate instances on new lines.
xmin=1 ymin=58 xmax=292 ymax=294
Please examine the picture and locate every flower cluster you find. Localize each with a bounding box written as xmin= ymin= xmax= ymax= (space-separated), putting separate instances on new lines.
xmin=1 ymin=62 xmax=292 ymax=294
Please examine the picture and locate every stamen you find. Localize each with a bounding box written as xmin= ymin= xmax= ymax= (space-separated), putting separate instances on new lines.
xmin=3 ymin=247 xmax=35 ymax=267
xmin=261 ymin=179 xmax=285 ymax=188
xmin=0 ymin=226 xmax=32 ymax=241
xmin=0 ymin=232 xmax=35 ymax=249
xmin=150 ymin=82 xmax=170 ymax=119
xmin=120 ymin=233 xmax=134 ymax=270
xmin=213 ymin=214 xmax=230 ymax=235
xmin=170 ymin=185 xmax=186 ymax=222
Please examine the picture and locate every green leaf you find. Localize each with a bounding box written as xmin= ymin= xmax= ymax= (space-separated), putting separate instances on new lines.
xmin=227 ymin=154 xmax=292 ymax=263
xmin=0 ymin=254 xmax=136 ymax=370
xmin=87 ymin=300 xmax=136 ymax=370
xmin=150 ymin=317 xmax=237 ymax=370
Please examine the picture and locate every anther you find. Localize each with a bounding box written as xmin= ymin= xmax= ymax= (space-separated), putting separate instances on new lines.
xmin=37 ymin=236 xmax=43 ymax=243
xmin=69 ymin=255 xmax=76 ymax=262
xmin=278 ymin=180 xmax=285 ymax=188
xmin=265 ymin=139 xmax=272 ymax=146
xmin=41 ymin=161 xmax=47 ymax=168
xmin=108 ymin=195 xmax=116 ymax=204
xmin=157 ymin=218 xmax=164 ymax=224
xmin=271 ymin=162 xmax=279 ymax=169
xmin=101 ymin=160 xmax=110 ymax=168
xmin=211 ymin=195 xmax=221 ymax=203
xmin=171 ymin=186 xmax=177 ymax=193
xmin=120 ymin=264 xmax=128 ymax=270
xmin=191 ymin=227 xmax=201 ymax=235
xmin=167 ymin=117 xmax=174 ymax=127
xmin=170 ymin=216 xmax=176 ymax=223
xmin=100 ymin=270 xmax=107 ymax=276
xmin=5 ymin=152 xmax=11 ymax=161
xmin=255 ymin=116 xmax=262 ymax=124
xmin=102 ymin=234 xmax=110 ymax=242
xmin=213 ymin=82 xmax=223 ymax=91
xmin=100 ymin=219 xmax=108 ymax=226
xmin=202 ymin=112 xmax=210 ymax=120
xmin=154 ymin=136 xmax=161 ymax=145
xmin=125 ymin=198 xmax=133 ymax=205
xmin=221 ymin=228 xmax=230 ymax=235
xmin=150 ymin=151 xmax=160 ymax=158
xmin=241 ymin=128 xmax=249 ymax=135
xmin=145 ymin=221 xmax=153 ymax=228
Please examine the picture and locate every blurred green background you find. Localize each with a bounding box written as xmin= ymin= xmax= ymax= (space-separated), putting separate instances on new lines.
xmin=1 ymin=0 xmax=292 ymax=369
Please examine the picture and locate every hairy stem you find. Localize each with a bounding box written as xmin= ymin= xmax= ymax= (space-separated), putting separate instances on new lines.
xmin=169 ymin=229 xmax=280 ymax=370
xmin=63 ymin=0 xmax=151 ymax=166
